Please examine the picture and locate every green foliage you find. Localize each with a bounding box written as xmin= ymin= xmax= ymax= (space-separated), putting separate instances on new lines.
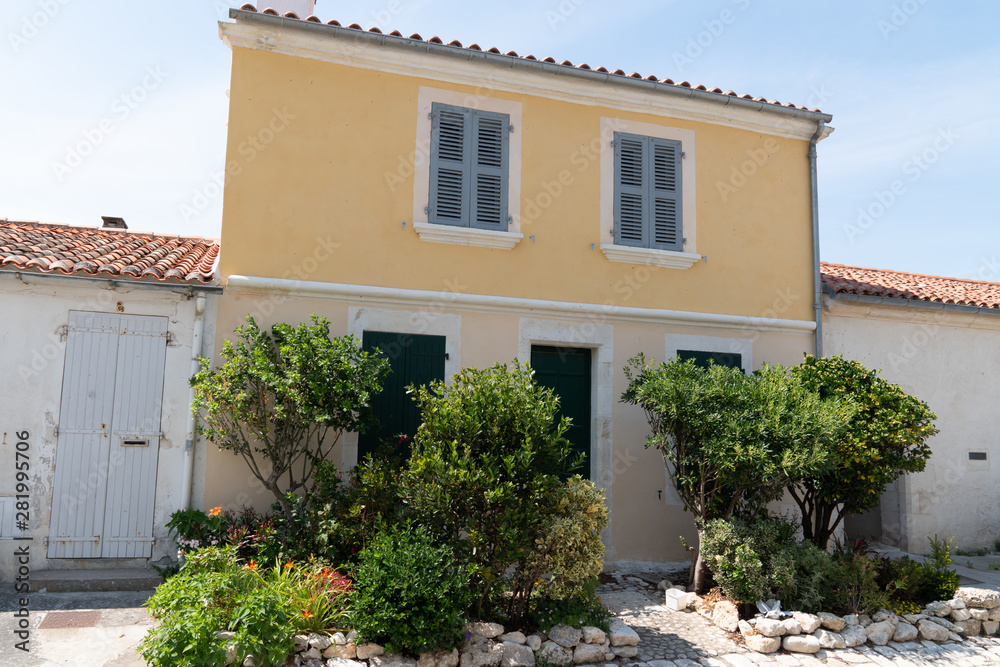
xmin=622 ymin=355 xmax=852 ymax=591
xmin=955 ymin=547 xmax=988 ymax=557
xmin=310 ymin=456 xmax=407 ymax=565
xmin=790 ymin=355 xmax=937 ymax=548
xmin=401 ymin=361 xmax=586 ymax=621
xmin=353 ymin=523 xmax=471 ymax=655
xmin=190 ymin=315 xmax=389 ymax=521
xmin=519 ymin=476 xmax=609 ymax=602
xmin=530 ymin=578 xmax=611 ymax=633
xmin=141 ymin=547 xmax=349 ymax=667
xmin=825 ymin=550 xmax=889 ymax=615
xmin=919 ymin=535 xmax=961 ymax=601
xmin=878 ymin=555 xmax=925 ymax=605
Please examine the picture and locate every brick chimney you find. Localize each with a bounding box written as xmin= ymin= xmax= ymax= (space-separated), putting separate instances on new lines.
xmin=101 ymin=216 xmax=128 ymax=230
xmin=262 ymin=0 xmax=316 ymax=17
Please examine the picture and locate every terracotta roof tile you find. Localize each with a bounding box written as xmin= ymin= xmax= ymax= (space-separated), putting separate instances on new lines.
xmin=821 ymin=262 xmax=1000 ymax=311
xmin=0 ymin=220 xmax=220 ymax=285
xmin=238 ymin=5 xmax=824 ymax=113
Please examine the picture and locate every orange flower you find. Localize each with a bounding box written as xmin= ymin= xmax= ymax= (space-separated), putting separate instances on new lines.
xmin=301 ymin=610 xmax=313 ymax=619
xmin=208 ymin=506 xmax=222 ymax=517
xmin=284 ymin=560 xmax=295 ymax=569
xmin=245 ymin=560 xmax=257 ymax=571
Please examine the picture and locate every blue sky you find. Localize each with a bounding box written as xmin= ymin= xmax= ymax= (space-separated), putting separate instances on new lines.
xmin=3 ymin=0 xmax=997 ymax=279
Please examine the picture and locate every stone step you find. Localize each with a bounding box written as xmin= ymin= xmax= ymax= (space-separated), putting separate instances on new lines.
xmin=30 ymin=568 xmax=161 ymax=593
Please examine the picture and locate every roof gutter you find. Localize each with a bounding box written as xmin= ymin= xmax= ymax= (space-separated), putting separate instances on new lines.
xmin=228 ymin=9 xmax=834 ymax=126
xmin=0 ymin=269 xmax=224 ymax=295
xmin=824 ymin=288 xmax=1000 ymax=318
xmin=809 ymin=120 xmax=826 ymax=357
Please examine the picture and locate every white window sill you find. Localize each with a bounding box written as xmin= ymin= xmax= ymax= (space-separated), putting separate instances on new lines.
xmin=600 ymin=244 xmax=702 ymax=269
xmin=413 ymin=222 xmax=522 ymax=250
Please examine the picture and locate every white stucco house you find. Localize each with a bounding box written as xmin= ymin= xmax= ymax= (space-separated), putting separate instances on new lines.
xmin=822 ymin=261 xmax=1000 ymax=554
xmin=0 ymin=219 xmax=221 ymax=583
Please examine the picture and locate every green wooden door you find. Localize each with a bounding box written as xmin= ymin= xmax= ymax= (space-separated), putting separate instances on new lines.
xmin=359 ymin=331 xmax=446 ymax=461
xmin=530 ymin=346 xmax=591 ymax=479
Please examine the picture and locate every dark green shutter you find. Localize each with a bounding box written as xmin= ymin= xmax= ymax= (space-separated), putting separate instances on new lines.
xmin=358 ymin=332 xmax=446 ymax=461
xmin=429 ymin=103 xmax=509 ymax=231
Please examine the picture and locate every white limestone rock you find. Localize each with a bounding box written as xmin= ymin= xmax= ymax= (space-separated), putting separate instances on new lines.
xmin=294 ymin=635 xmax=311 ymax=651
xmin=500 ymin=642 xmax=535 ymax=667
xmin=754 ymin=618 xmax=784 ymax=637
xmin=954 ymin=618 xmax=981 ymax=636
xmin=959 ymin=588 xmax=1000 ymax=609
xmin=990 ymin=607 xmax=1000 ymax=622
xmin=326 ymin=660 xmax=366 ymax=667
xmin=817 ymin=612 xmax=846 ymax=632
xmin=499 ymin=633 xmax=526 ymax=645
xmin=779 ymin=618 xmax=802 ymax=636
xmin=969 ymin=608 xmax=989 ymax=621
xmin=610 ymin=645 xmax=638 ymax=658
xmin=744 ymin=635 xmax=781 ymax=653
xmin=893 ymin=622 xmax=919 ymax=642
xmin=924 ymin=601 xmax=951 ymax=617
xmin=525 ymin=636 xmax=542 ymax=652
xmin=949 ymin=598 xmax=967 ymax=610
xmin=548 ymin=626 xmax=582 ymax=648
xmin=712 ymin=601 xmax=740 ymax=633
xmin=332 ymin=633 xmax=348 ymax=646
xmin=782 ymin=634 xmax=821 ymax=654
xmin=866 ymin=621 xmax=894 ymax=646
xmin=466 ymin=623 xmax=505 ymax=640
xmin=983 ymin=620 xmax=999 ymax=635
xmin=460 ymin=642 xmax=503 ymax=667
xmin=843 ymin=614 xmax=859 ymax=625
xmin=357 ymin=644 xmax=385 ymax=661
xmin=580 ymin=627 xmax=606 ymax=645
xmin=871 ymin=610 xmax=898 ymax=627
xmin=326 ymin=643 xmax=357 ymax=659
xmin=857 ymin=614 xmax=872 ymax=628
xmin=572 ymin=643 xmax=605 ymax=664
xmin=813 ymin=628 xmax=846 ymax=650
xmin=791 ymin=612 xmax=821 ymax=634
xmin=841 ymin=624 xmax=868 ymax=648
xmin=538 ymin=641 xmax=573 ymax=667
xmin=950 ymin=608 xmax=971 ymax=622
xmin=737 ymin=620 xmax=754 ymax=637
xmin=370 ymin=654 xmax=417 ymax=667
xmin=917 ymin=619 xmax=949 ymax=642
xmin=607 ymin=619 xmax=639 ymax=647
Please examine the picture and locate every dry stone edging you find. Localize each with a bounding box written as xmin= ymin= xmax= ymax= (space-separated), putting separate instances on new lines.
xmin=694 ymin=584 xmax=1000 ymax=658
xmin=262 ymin=621 xmax=638 ymax=667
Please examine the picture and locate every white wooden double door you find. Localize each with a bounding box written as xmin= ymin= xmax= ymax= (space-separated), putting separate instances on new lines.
xmin=48 ymin=311 xmax=168 ymax=559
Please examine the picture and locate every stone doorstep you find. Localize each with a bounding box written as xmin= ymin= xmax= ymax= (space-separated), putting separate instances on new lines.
xmin=29 ymin=568 xmax=161 ymax=593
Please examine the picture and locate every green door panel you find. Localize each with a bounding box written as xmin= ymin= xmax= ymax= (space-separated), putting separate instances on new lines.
xmin=530 ymin=346 xmax=592 ymax=479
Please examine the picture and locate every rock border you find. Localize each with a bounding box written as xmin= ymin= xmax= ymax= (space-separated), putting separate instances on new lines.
xmin=683 ymin=585 xmax=1000 ymax=656
xmin=227 ymin=620 xmax=643 ymax=667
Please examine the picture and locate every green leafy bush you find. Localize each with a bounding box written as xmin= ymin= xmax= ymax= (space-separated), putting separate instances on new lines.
xmin=700 ymin=515 xmax=798 ymax=604
xmin=919 ymin=535 xmax=961 ymax=601
xmin=353 ymin=523 xmax=471 ymax=655
xmin=530 ymin=578 xmax=611 ymax=632
xmin=878 ymin=555 xmax=925 ymax=605
xmin=401 ymin=361 xmax=583 ymax=622
xmin=826 ymin=541 xmax=889 ymax=615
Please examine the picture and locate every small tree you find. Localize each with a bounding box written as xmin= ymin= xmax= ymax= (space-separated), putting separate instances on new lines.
xmin=400 ymin=361 xmax=585 ymax=622
xmin=790 ymin=355 xmax=937 ymax=548
xmin=191 ymin=315 xmax=389 ymax=522
xmin=622 ymin=355 xmax=853 ymax=593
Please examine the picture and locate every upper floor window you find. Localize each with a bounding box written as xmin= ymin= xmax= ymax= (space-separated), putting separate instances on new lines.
xmin=613 ymin=131 xmax=683 ymax=251
xmin=428 ymin=102 xmax=510 ymax=232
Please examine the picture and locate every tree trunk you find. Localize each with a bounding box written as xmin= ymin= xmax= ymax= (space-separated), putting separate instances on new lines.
xmin=691 ymin=528 xmax=708 ymax=594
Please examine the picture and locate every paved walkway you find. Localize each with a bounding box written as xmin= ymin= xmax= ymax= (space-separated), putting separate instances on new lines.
xmin=598 ymin=566 xmax=1000 ymax=667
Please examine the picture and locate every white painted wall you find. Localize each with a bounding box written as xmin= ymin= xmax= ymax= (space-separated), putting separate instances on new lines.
xmin=824 ymin=296 xmax=1000 ymax=554
xmin=0 ymin=274 xmax=218 ymax=581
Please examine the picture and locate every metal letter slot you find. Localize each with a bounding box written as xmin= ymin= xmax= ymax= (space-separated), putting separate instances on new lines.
xmin=122 ymin=439 xmax=149 ymax=447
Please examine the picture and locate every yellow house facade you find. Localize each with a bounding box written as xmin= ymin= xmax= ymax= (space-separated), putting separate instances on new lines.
xmin=209 ymin=5 xmax=834 ymax=562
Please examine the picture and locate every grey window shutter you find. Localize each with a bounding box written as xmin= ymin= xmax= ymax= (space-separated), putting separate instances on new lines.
xmin=429 ymin=103 xmax=509 ymax=231
xmin=429 ymin=103 xmax=471 ymax=226
xmin=613 ymin=132 xmax=646 ymax=247
xmin=471 ymin=110 xmax=509 ymax=231
xmin=650 ymin=137 xmax=683 ymax=251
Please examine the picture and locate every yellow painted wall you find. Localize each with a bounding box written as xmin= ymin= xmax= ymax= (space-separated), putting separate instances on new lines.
xmin=219 ymin=47 xmax=816 ymax=322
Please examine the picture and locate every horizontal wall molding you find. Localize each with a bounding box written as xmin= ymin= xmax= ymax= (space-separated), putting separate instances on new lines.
xmin=825 ymin=293 xmax=1000 ymax=331
xmin=226 ymin=275 xmax=816 ymax=334
xmin=221 ymin=15 xmax=833 ymax=142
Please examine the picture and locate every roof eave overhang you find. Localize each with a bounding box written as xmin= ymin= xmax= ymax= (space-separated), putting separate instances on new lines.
xmin=1 ymin=269 xmax=224 ymax=294
xmin=226 ymin=8 xmax=834 ymax=132
xmin=825 ymin=290 xmax=1000 ymax=317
